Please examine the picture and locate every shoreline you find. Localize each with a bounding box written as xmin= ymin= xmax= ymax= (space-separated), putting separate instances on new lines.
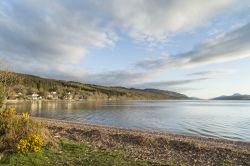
xmin=35 ymin=116 xmax=249 ymax=144
xmin=6 ymin=98 xmax=191 ymax=103
xmin=34 ymin=117 xmax=250 ymax=165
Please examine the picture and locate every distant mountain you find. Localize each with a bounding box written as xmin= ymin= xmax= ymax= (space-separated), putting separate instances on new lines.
xmin=1 ymin=72 xmax=188 ymax=100
xmin=188 ymin=97 xmax=202 ymax=100
xmin=212 ymin=93 xmax=250 ymax=100
xmin=141 ymin=88 xmax=188 ymax=99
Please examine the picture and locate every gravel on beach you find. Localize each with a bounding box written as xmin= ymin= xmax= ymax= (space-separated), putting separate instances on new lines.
xmin=34 ymin=117 xmax=250 ymax=166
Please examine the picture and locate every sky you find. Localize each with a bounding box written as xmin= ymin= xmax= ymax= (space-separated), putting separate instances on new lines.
xmin=1 ymin=0 xmax=250 ymax=99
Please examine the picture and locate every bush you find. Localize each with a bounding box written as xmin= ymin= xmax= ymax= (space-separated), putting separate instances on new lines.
xmin=17 ymin=134 xmax=43 ymax=153
xmin=0 ymin=108 xmax=44 ymax=153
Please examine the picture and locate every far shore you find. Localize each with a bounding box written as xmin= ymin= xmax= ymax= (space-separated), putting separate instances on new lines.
xmin=6 ymin=98 xmax=193 ymax=104
xmin=34 ymin=117 xmax=250 ymax=165
xmin=5 ymin=99 xmax=125 ymax=104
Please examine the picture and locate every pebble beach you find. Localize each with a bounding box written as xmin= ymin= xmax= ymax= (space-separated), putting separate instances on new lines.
xmin=34 ymin=117 xmax=250 ymax=166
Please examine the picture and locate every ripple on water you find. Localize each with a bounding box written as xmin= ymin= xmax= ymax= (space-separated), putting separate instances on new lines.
xmin=8 ymin=100 xmax=250 ymax=142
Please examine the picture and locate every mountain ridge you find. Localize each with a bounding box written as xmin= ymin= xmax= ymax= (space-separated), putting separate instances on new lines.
xmin=211 ymin=93 xmax=250 ymax=100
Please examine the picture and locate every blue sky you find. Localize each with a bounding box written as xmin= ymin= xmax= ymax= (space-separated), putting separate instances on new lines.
xmin=1 ymin=0 xmax=250 ymax=98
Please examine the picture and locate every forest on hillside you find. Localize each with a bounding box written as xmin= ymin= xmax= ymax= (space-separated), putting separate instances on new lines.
xmin=0 ymin=72 xmax=187 ymax=100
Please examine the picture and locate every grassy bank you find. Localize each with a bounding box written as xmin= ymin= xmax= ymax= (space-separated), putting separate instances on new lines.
xmin=0 ymin=139 xmax=153 ymax=166
xmin=0 ymin=138 xmax=238 ymax=166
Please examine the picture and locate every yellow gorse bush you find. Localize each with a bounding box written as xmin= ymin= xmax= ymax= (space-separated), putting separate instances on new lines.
xmin=21 ymin=112 xmax=30 ymax=120
xmin=0 ymin=107 xmax=16 ymax=118
xmin=17 ymin=139 xmax=29 ymax=153
xmin=0 ymin=107 xmax=44 ymax=153
xmin=17 ymin=134 xmax=43 ymax=153
xmin=0 ymin=107 xmax=16 ymax=135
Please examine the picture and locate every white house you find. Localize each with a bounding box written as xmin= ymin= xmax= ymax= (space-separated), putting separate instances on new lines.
xmin=51 ymin=91 xmax=57 ymax=95
xmin=47 ymin=91 xmax=58 ymax=100
xmin=28 ymin=93 xmax=39 ymax=100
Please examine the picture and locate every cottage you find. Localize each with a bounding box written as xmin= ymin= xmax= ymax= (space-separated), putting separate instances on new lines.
xmin=47 ymin=94 xmax=58 ymax=100
xmin=47 ymin=94 xmax=53 ymax=99
xmin=17 ymin=92 xmax=23 ymax=96
xmin=47 ymin=91 xmax=58 ymax=100
xmin=51 ymin=91 xmax=57 ymax=95
xmin=28 ymin=93 xmax=39 ymax=100
xmin=63 ymin=92 xmax=72 ymax=100
xmin=15 ymin=92 xmax=23 ymax=98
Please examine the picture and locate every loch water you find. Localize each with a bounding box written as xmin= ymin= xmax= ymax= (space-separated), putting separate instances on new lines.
xmin=8 ymin=100 xmax=250 ymax=142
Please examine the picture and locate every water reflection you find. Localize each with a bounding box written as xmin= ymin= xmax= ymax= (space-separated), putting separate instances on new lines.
xmin=7 ymin=100 xmax=250 ymax=142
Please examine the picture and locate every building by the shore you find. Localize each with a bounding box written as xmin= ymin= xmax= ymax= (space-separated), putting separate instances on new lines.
xmin=27 ymin=93 xmax=40 ymax=100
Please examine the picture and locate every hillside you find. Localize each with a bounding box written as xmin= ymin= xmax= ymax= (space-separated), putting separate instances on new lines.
xmin=2 ymin=72 xmax=188 ymax=100
xmin=212 ymin=93 xmax=250 ymax=100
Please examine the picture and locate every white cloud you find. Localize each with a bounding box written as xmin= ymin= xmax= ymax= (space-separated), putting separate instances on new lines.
xmin=0 ymin=0 xmax=116 ymax=72
xmin=133 ymin=78 xmax=208 ymax=90
xmin=137 ymin=22 xmax=250 ymax=69
xmin=81 ymin=70 xmax=157 ymax=86
xmin=0 ymin=0 xmax=249 ymax=91
xmin=107 ymin=0 xmax=237 ymax=42
xmin=0 ymin=0 xmax=246 ymax=69
xmin=188 ymin=69 xmax=235 ymax=77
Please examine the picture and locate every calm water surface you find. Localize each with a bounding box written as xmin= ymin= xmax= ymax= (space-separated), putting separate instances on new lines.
xmin=7 ymin=100 xmax=250 ymax=142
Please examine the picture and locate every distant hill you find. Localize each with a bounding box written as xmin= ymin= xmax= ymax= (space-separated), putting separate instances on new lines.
xmin=141 ymin=88 xmax=188 ymax=99
xmin=188 ymin=97 xmax=202 ymax=100
xmin=1 ymin=72 xmax=188 ymax=100
xmin=212 ymin=93 xmax=250 ymax=100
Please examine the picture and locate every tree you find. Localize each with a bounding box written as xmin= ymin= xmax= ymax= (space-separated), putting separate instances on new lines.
xmin=0 ymin=59 xmax=21 ymax=108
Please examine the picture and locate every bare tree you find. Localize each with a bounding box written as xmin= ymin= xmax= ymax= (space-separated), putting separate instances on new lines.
xmin=0 ymin=59 xmax=22 ymax=108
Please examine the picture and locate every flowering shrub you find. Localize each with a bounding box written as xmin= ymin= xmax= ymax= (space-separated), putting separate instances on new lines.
xmin=0 ymin=107 xmax=44 ymax=153
xmin=17 ymin=134 xmax=43 ymax=153
xmin=0 ymin=107 xmax=16 ymax=135
xmin=21 ymin=112 xmax=30 ymax=120
xmin=1 ymin=107 xmax=16 ymax=118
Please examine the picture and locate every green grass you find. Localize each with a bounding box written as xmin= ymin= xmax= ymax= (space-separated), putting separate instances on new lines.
xmin=222 ymin=160 xmax=237 ymax=166
xmin=0 ymin=140 xmax=149 ymax=166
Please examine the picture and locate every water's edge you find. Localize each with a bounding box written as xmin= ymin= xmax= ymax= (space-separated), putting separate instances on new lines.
xmin=7 ymin=100 xmax=250 ymax=142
